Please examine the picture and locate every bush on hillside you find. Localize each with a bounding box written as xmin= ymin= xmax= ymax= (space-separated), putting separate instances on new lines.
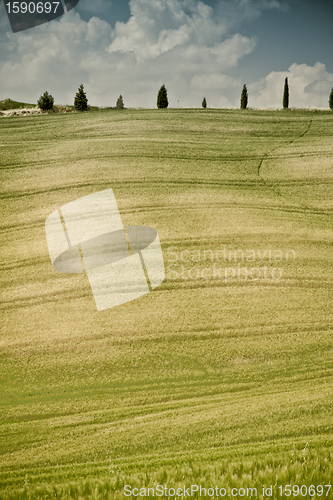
xmin=157 ymin=85 xmax=168 ymax=109
xmin=74 ymin=84 xmax=89 ymax=111
xmin=37 ymin=91 xmax=54 ymax=111
xmin=240 ymin=84 xmax=248 ymax=109
xmin=283 ymin=77 xmax=289 ymax=109
xmin=116 ymin=95 xmax=124 ymax=109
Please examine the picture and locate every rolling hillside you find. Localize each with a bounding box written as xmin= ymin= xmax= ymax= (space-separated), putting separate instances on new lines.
xmin=1 ymin=108 xmax=333 ymax=499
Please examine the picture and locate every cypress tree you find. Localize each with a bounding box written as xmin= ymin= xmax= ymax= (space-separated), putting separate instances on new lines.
xmin=157 ymin=85 xmax=168 ymax=108
xmin=202 ymin=97 xmax=207 ymax=108
xmin=116 ymin=95 xmax=124 ymax=109
xmin=240 ymin=84 xmax=248 ymax=109
xmin=329 ymin=88 xmax=333 ymax=110
xmin=74 ymin=84 xmax=89 ymax=111
xmin=283 ymin=77 xmax=289 ymax=109
xmin=37 ymin=91 xmax=54 ymax=111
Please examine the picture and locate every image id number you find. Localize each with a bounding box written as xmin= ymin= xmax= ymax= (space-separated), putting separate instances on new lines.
xmin=5 ymin=1 xmax=60 ymax=14
xmin=278 ymin=485 xmax=331 ymax=496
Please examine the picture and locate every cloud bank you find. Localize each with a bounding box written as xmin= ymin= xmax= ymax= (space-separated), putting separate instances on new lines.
xmin=249 ymin=62 xmax=333 ymax=109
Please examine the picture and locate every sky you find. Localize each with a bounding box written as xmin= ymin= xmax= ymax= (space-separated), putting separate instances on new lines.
xmin=0 ymin=0 xmax=332 ymax=108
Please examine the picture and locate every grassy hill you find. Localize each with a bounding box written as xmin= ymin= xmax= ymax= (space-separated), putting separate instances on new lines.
xmin=0 ymin=99 xmax=36 ymax=111
xmin=0 ymin=99 xmax=105 ymax=115
xmin=0 ymin=108 xmax=332 ymax=499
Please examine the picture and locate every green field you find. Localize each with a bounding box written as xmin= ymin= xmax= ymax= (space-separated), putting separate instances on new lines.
xmin=1 ymin=108 xmax=333 ymax=499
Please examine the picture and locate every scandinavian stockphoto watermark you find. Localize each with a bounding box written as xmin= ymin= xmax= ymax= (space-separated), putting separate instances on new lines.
xmin=45 ymin=189 xmax=165 ymax=311
xmin=4 ymin=0 xmax=80 ymax=33
xmin=166 ymin=246 xmax=295 ymax=283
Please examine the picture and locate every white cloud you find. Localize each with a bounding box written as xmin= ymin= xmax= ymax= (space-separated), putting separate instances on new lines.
xmin=0 ymin=0 xmax=259 ymax=107
xmin=106 ymin=0 xmax=230 ymax=60
xmin=97 ymin=0 xmax=257 ymax=106
xmin=249 ymin=62 xmax=333 ymax=109
xmin=0 ymin=9 xmax=113 ymax=105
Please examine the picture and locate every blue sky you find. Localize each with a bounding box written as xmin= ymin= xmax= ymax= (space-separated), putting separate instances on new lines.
xmin=0 ymin=0 xmax=332 ymax=108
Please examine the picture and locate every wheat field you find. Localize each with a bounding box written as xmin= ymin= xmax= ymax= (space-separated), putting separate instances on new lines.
xmin=1 ymin=108 xmax=333 ymax=498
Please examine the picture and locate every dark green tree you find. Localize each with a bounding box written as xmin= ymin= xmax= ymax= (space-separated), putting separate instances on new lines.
xmin=37 ymin=91 xmax=54 ymax=111
xmin=283 ymin=77 xmax=289 ymax=109
xmin=202 ymin=97 xmax=207 ymax=108
xmin=157 ymin=84 xmax=168 ymax=108
xmin=240 ymin=84 xmax=248 ymax=109
xmin=329 ymin=88 xmax=333 ymax=110
xmin=74 ymin=84 xmax=89 ymax=111
xmin=116 ymin=95 xmax=124 ymax=109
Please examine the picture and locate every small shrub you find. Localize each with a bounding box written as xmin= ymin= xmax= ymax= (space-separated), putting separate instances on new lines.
xmin=240 ymin=84 xmax=248 ymax=109
xmin=116 ymin=95 xmax=124 ymax=109
xmin=157 ymin=85 xmax=168 ymax=109
xmin=283 ymin=77 xmax=289 ymax=109
xmin=37 ymin=91 xmax=54 ymax=111
xmin=74 ymin=84 xmax=89 ymax=111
